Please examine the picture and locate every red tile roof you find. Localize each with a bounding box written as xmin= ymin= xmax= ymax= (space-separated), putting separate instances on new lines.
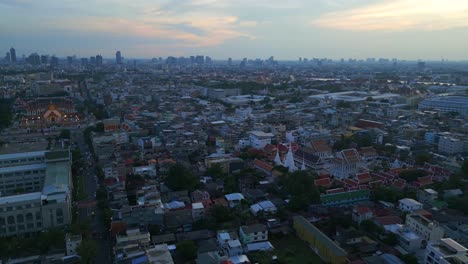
xmin=326 ymin=188 xmax=345 ymax=194
xmin=374 ymin=216 xmax=402 ymax=226
xmin=344 ymin=178 xmax=359 ymax=187
xmin=357 ymin=172 xmax=372 ymax=184
xmin=416 ymin=175 xmax=433 ymax=186
xmin=315 ymin=178 xmax=332 ymax=188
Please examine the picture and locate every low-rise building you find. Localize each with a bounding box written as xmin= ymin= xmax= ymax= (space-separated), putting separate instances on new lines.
xmin=65 ymin=233 xmax=82 ymax=256
xmin=399 ymin=198 xmax=423 ymax=212
xmin=239 ymin=224 xmax=268 ymax=245
xmin=425 ymin=238 xmax=468 ymax=264
xmin=406 ymin=213 xmax=444 ymax=242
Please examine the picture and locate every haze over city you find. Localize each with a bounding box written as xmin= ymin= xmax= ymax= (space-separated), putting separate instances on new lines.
xmin=1 ymin=0 xmax=468 ymax=60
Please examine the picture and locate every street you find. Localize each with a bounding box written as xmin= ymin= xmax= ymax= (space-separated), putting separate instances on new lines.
xmin=72 ymin=131 xmax=112 ymax=263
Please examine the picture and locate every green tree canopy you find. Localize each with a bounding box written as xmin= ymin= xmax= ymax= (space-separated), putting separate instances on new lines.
xmin=279 ymin=171 xmax=320 ymax=211
xmin=176 ymin=240 xmax=197 ymax=261
xmin=76 ymin=239 xmax=98 ymax=264
xmin=166 ymin=163 xmax=198 ymax=191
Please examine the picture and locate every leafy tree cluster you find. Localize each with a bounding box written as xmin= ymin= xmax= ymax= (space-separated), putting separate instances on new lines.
xmin=398 ymin=169 xmax=427 ymax=182
xmin=166 ymin=163 xmax=198 ymax=191
xmin=76 ymin=239 xmax=98 ymax=264
xmin=0 ymin=229 xmax=65 ymax=259
xmin=0 ymin=99 xmax=13 ymax=130
xmin=372 ymin=186 xmax=416 ymax=203
xmin=176 ymin=240 xmax=197 ymax=261
xmin=279 ymin=171 xmax=320 ymax=211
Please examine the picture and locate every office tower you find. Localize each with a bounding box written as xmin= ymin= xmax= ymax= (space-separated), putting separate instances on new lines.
xmin=228 ymin=57 xmax=232 ymax=66
xmin=90 ymin=56 xmax=96 ymax=65
xmin=50 ymin=56 xmax=59 ymax=67
xmin=116 ymin=50 xmax=122 ymax=64
xmin=5 ymin=52 xmax=10 ymax=63
xmin=28 ymin=53 xmax=40 ymax=65
xmin=195 ymin=55 xmax=204 ymax=65
xmin=67 ymin=56 xmax=73 ymax=65
xmin=205 ymin=56 xmax=212 ymax=64
xmin=40 ymin=55 xmax=48 ymax=64
xmin=9 ymin=47 xmax=16 ymax=63
xmin=96 ymin=55 xmax=103 ymax=66
xmin=81 ymin=58 xmax=89 ymax=66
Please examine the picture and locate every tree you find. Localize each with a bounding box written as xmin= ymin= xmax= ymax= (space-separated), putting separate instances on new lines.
xmin=399 ymin=170 xmax=427 ymax=182
xmin=210 ymin=205 xmax=233 ymax=223
xmin=166 ymin=163 xmax=198 ymax=191
xmin=59 ymin=129 xmax=71 ymax=139
xmin=279 ymin=171 xmax=320 ymax=211
xmin=206 ymin=163 xmax=225 ymax=179
xmin=383 ymin=232 xmax=399 ymax=246
xmin=415 ymin=153 xmax=431 ymax=166
xmin=462 ymin=160 xmax=468 ymax=178
xmin=176 ymin=240 xmax=197 ymax=261
xmin=401 ymin=254 xmax=419 ymax=264
xmin=76 ymin=239 xmax=98 ymax=264
xmin=95 ymin=122 xmax=104 ymax=132
xmin=0 ymin=99 xmax=13 ymax=130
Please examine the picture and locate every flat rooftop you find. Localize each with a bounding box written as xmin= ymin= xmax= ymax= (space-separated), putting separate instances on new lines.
xmin=0 ymin=142 xmax=48 ymax=155
xmin=0 ymin=192 xmax=42 ymax=205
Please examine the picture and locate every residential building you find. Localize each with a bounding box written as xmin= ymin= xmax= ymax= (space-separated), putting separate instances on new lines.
xmin=406 ymin=213 xmax=445 ymax=242
xmin=438 ymin=136 xmax=464 ymax=155
xmin=418 ymin=189 xmax=438 ymax=204
xmin=65 ymin=233 xmax=82 ymax=256
xmin=399 ymin=198 xmax=423 ymax=212
xmin=192 ymin=202 xmax=205 ymax=221
xmin=396 ymin=228 xmax=422 ymax=252
xmin=418 ymin=96 xmax=468 ymax=117
xmin=224 ymin=193 xmax=245 ymax=208
xmin=239 ymin=224 xmax=268 ymax=244
xmin=352 ymin=206 xmax=373 ymax=224
xmin=226 ymin=239 xmax=244 ymax=257
xmin=249 ymin=131 xmax=273 ymax=149
xmin=425 ymin=238 xmax=468 ymax=264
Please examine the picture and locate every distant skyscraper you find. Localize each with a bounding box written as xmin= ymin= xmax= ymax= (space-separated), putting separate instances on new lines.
xmin=96 ymin=55 xmax=103 ymax=66
xmin=5 ymin=52 xmax=10 ymax=63
xmin=67 ymin=56 xmax=73 ymax=64
xmin=205 ymin=56 xmax=212 ymax=64
xmin=40 ymin=55 xmax=48 ymax=64
xmin=50 ymin=56 xmax=59 ymax=67
xmin=81 ymin=58 xmax=89 ymax=66
xmin=9 ymin=47 xmax=16 ymax=63
xmin=195 ymin=55 xmax=204 ymax=65
xmin=228 ymin=57 xmax=232 ymax=66
xmin=90 ymin=56 xmax=96 ymax=65
xmin=116 ymin=51 xmax=122 ymax=64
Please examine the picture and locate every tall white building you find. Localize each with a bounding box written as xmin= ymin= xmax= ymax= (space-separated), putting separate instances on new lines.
xmin=0 ymin=149 xmax=72 ymax=237
xmin=249 ymin=131 xmax=273 ymax=149
xmin=419 ymin=96 xmax=468 ymax=117
xmin=438 ymin=136 xmax=464 ymax=155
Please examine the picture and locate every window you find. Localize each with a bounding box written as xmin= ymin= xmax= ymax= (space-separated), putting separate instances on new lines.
xmin=27 ymin=223 xmax=34 ymax=229
xmin=26 ymin=213 xmax=33 ymax=222
xmin=8 ymin=226 xmax=16 ymax=232
xmin=7 ymin=216 xmax=15 ymax=224
xmin=18 ymin=225 xmax=25 ymax=231
xmin=17 ymin=215 xmax=24 ymax=223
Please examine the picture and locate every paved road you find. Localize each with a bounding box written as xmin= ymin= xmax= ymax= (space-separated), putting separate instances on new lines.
xmin=72 ymin=131 xmax=112 ymax=263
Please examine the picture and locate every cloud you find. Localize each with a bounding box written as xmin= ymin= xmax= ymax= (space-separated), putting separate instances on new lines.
xmin=52 ymin=14 xmax=254 ymax=48
xmin=312 ymin=0 xmax=468 ymax=31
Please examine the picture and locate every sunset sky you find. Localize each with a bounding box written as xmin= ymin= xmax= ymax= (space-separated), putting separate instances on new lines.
xmin=1 ymin=0 xmax=468 ymax=60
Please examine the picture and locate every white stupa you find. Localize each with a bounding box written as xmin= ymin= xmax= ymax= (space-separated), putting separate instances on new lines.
xmin=283 ymin=143 xmax=297 ymax=172
xmin=274 ymin=149 xmax=283 ymax=166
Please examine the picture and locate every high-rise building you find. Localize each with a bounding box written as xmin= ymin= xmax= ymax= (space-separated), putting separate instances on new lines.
xmin=96 ymin=55 xmax=103 ymax=66
xmin=40 ymin=55 xmax=48 ymax=64
xmin=116 ymin=51 xmax=122 ymax=64
xmin=90 ymin=56 xmax=96 ymax=65
xmin=9 ymin=47 xmax=16 ymax=63
xmin=5 ymin=52 xmax=10 ymax=63
xmin=67 ymin=56 xmax=73 ymax=65
xmin=228 ymin=57 xmax=232 ymax=66
xmin=50 ymin=56 xmax=59 ymax=67
xmin=27 ymin=53 xmax=40 ymax=65
xmin=81 ymin=58 xmax=89 ymax=66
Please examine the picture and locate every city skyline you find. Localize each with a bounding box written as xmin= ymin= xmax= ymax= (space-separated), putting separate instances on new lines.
xmin=1 ymin=0 xmax=468 ymax=60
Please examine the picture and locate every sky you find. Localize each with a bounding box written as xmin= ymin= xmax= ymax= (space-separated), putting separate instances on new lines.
xmin=1 ymin=0 xmax=468 ymax=60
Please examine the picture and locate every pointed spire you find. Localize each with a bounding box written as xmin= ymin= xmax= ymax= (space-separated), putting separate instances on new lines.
xmin=283 ymin=143 xmax=297 ymax=172
xmin=274 ymin=148 xmax=283 ymax=166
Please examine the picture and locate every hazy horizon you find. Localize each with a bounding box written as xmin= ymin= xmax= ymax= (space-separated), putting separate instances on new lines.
xmin=1 ymin=0 xmax=468 ymax=60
